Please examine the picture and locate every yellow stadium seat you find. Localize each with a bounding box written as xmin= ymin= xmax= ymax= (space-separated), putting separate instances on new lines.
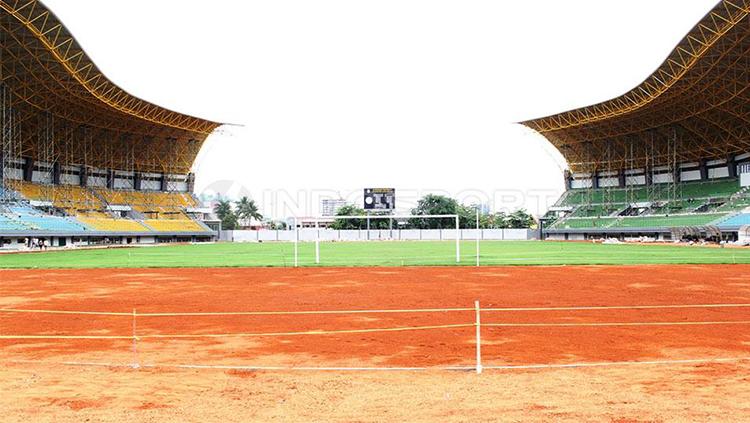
xmin=77 ymin=217 xmax=149 ymax=232
xmin=11 ymin=182 xmax=206 ymax=233
xmin=144 ymin=219 xmax=205 ymax=232
xmin=95 ymin=189 xmax=198 ymax=217
xmin=10 ymin=181 xmax=106 ymax=211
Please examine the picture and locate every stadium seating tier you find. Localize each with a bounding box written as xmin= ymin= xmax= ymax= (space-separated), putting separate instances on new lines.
xmin=144 ymin=219 xmax=206 ymax=232
xmin=719 ymin=213 xmax=750 ymax=227
xmin=76 ymin=217 xmax=150 ymax=232
xmin=550 ymin=178 xmax=747 ymax=231
xmin=1 ymin=181 xmax=210 ymax=234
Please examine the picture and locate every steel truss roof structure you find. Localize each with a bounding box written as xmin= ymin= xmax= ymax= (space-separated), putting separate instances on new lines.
xmin=522 ymin=0 xmax=750 ymax=174
xmin=0 ymin=0 xmax=221 ymax=175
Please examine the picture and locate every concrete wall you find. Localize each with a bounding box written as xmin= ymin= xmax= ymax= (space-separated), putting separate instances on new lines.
xmin=740 ymin=226 xmax=750 ymax=243
xmin=0 ymin=235 xmax=169 ymax=251
xmin=222 ymin=228 xmax=535 ymax=242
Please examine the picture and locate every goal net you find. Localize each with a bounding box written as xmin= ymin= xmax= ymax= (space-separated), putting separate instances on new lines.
xmin=292 ymin=214 xmax=464 ymax=266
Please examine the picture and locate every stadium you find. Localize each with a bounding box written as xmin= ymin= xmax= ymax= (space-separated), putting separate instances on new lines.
xmin=525 ymin=0 xmax=750 ymax=242
xmin=3 ymin=1 xmax=750 ymax=422
xmin=0 ymin=0 xmax=219 ymax=249
xmin=1 ymin=1 xmax=749 ymax=250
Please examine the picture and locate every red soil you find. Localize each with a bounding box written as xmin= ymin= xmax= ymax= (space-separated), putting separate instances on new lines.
xmin=2 ymin=265 xmax=750 ymax=367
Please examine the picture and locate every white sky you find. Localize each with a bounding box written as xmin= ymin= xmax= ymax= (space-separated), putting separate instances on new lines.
xmin=42 ymin=0 xmax=718 ymax=218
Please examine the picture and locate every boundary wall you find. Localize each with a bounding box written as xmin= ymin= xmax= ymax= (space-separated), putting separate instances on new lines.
xmin=221 ymin=229 xmax=534 ymax=243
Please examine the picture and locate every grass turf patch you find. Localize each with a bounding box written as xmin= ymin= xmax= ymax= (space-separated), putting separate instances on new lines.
xmin=0 ymin=241 xmax=749 ymax=269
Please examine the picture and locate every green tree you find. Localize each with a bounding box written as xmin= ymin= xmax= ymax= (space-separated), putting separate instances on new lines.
xmin=213 ymin=199 xmax=238 ymax=230
xmin=330 ymin=204 xmax=366 ymax=229
xmin=235 ymin=196 xmax=263 ymax=227
xmin=409 ymin=194 xmax=459 ymax=229
xmin=506 ymin=209 xmax=535 ymax=229
xmin=368 ymin=213 xmax=397 ymax=230
xmin=460 ymin=205 xmax=514 ymax=229
xmin=458 ymin=204 xmax=481 ymax=229
xmin=213 ymin=199 xmax=232 ymax=220
xmin=488 ymin=211 xmax=509 ymax=229
xmin=221 ymin=212 xmax=239 ymax=231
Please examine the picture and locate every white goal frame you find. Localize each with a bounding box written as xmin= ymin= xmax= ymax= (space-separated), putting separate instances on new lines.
xmin=292 ymin=214 xmax=462 ymax=267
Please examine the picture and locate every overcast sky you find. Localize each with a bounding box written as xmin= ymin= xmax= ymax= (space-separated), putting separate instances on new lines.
xmin=43 ymin=0 xmax=718 ymax=218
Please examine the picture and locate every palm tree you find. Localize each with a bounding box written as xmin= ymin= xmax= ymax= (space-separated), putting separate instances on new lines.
xmin=213 ymin=199 xmax=233 ymax=220
xmin=235 ymin=196 xmax=263 ymax=228
xmin=213 ymin=199 xmax=237 ymax=230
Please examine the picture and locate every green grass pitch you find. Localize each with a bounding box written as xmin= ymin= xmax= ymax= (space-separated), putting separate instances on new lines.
xmin=0 ymin=241 xmax=749 ymax=269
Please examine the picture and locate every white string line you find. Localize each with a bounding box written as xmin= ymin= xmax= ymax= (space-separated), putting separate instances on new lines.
xmin=0 ymin=308 xmax=131 ymax=316
xmin=482 ymin=303 xmax=750 ymax=312
xmin=6 ymin=356 xmax=750 ymax=372
xmin=3 ymin=302 xmax=750 ymax=317
xmin=137 ymin=323 xmax=473 ymax=339
xmin=0 ymin=334 xmax=133 ymax=340
xmin=483 ymin=320 xmax=750 ymax=328
xmin=0 ymin=307 xmax=472 ymax=317
xmin=3 ymin=319 xmax=749 ymax=341
xmin=482 ymin=356 xmax=750 ymax=370
xmin=4 ymin=359 xmax=473 ymax=371
xmin=94 ymin=255 xmax=750 ymax=263
xmin=0 ymin=323 xmax=474 ymax=340
xmin=137 ymin=308 xmax=472 ymax=317
xmin=158 ymin=364 xmax=473 ymax=371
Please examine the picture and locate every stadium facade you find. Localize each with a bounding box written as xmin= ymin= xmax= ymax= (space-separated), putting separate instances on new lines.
xmin=0 ymin=1 xmax=220 ymax=249
xmin=524 ymin=0 xmax=750 ymax=242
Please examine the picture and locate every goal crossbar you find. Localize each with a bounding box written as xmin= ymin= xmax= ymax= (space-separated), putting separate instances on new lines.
xmin=319 ymin=214 xmax=458 ymax=220
xmin=293 ymin=214 xmax=461 ymax=266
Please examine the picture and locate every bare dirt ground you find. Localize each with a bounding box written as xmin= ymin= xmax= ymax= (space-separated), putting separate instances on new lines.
xmin=2 ymin=265 xmax=750 ymax=421
xmin=3 ymin=362 xmax=750 ymax=422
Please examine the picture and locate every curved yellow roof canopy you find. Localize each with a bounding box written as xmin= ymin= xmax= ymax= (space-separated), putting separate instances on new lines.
xmin=0 ymin=0 xmax=222 ymax=173
xmin=522 ymin=0 xmax=750 ymax=173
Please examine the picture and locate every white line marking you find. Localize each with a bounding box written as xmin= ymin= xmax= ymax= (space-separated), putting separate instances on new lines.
xmin=6 ymin=357 xmax=750 ymax=372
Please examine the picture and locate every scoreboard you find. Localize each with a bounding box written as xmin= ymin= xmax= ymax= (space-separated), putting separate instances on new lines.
xmin=364 ymin=188 xmax=395 ymax=210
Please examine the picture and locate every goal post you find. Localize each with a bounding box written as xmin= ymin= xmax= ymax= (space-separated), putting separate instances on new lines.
xmin=293 ymin=214 xmax=463 ymax=267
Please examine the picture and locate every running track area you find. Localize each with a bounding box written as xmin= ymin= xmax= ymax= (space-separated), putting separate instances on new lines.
xmin=2 ymin=265 xmax=750 ymax=370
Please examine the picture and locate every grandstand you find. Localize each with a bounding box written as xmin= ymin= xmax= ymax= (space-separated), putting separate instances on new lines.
xmin=0 ymin=1 xmax=219 ymax=249
xmin=523 ymin=0 xmax=750 ymax=242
